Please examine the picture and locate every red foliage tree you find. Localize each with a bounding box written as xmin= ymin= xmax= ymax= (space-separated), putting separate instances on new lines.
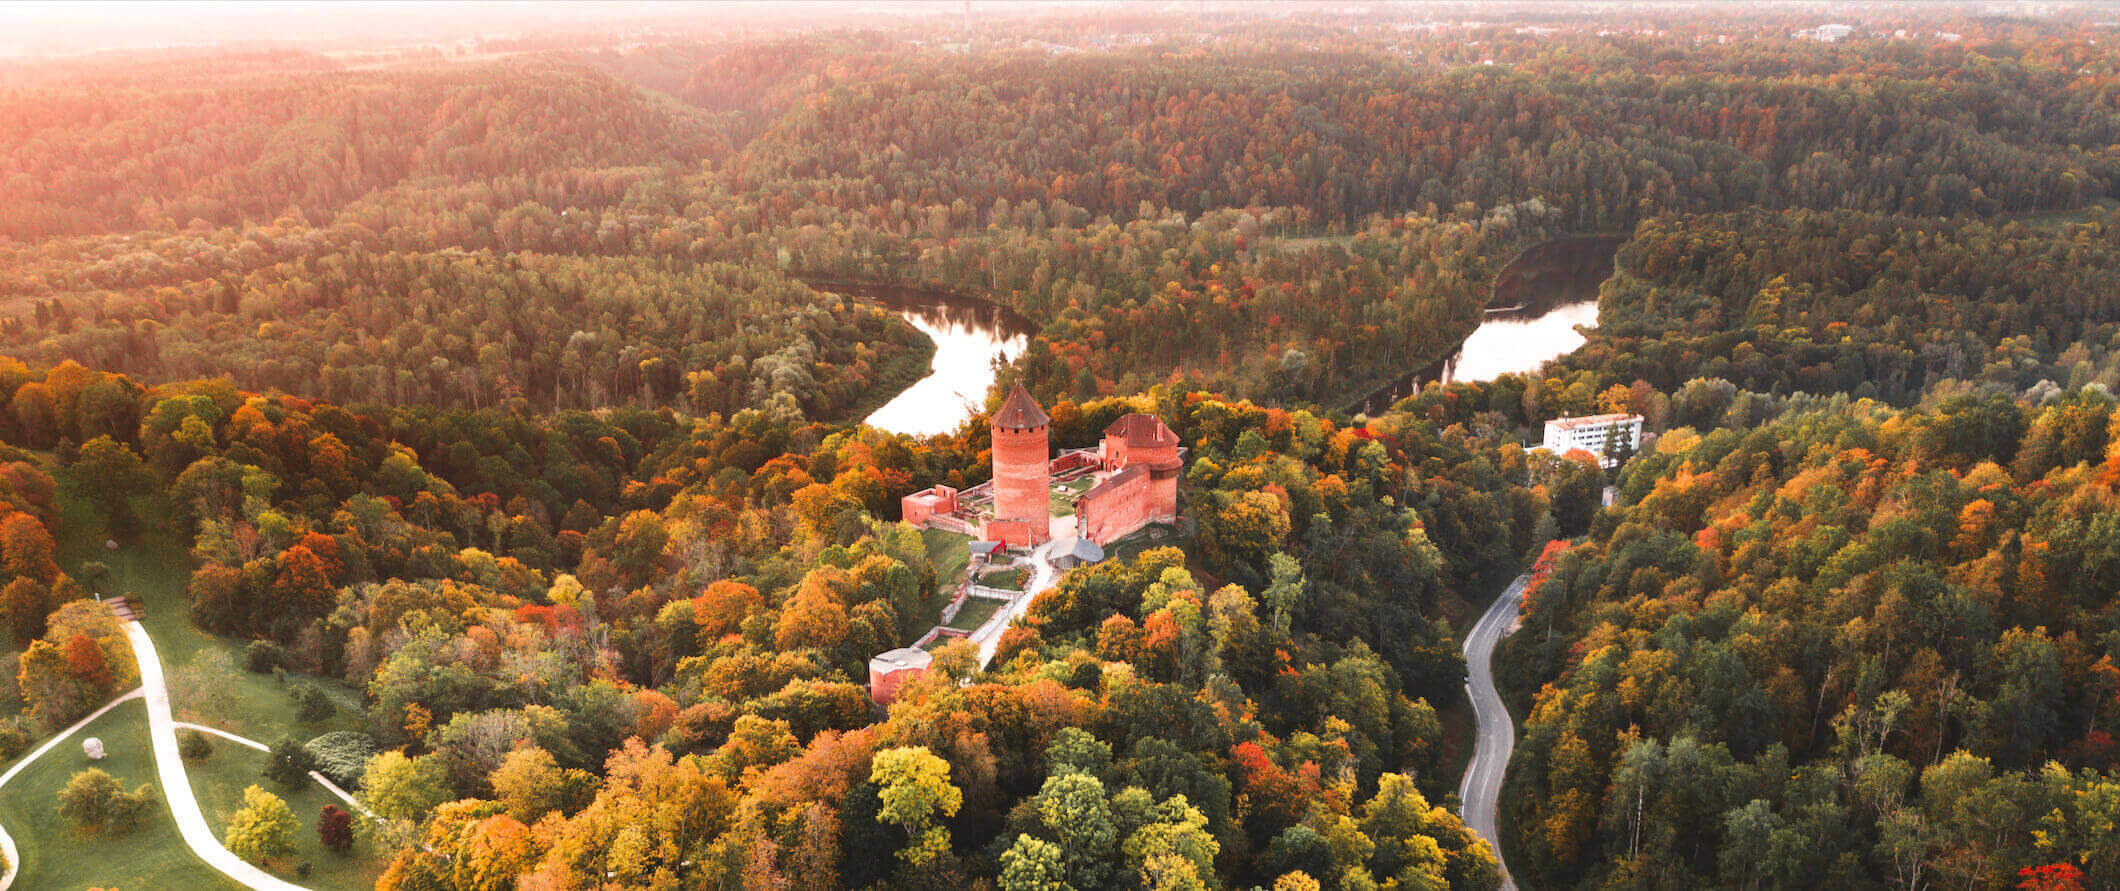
xmin=63 ymin=632 xmax=112 ymax=691
xmin=2018 ymin=863 xmax=2086 ymax=891
xmin=317 ymin=804 xmax=354 ymax=854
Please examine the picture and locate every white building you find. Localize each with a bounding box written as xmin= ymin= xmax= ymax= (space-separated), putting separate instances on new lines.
xmin=1540 ymin=413 xmax=1643 ymax=467
xmin=1793 ymin=23 xmax=1856 ymax=43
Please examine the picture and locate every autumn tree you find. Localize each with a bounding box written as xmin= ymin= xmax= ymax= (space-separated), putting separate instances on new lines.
xmin=72 ymin=436 xmax=151 ymax=528
xmin=870 ymin=746 xmax=963 ymax=867
xmin=225 ymin=785 xmax=297 ymax=865
xmin=57 ymin=768 xmax=153 ymax=835
xmin=317 ymin=804 xmax=354 ymax=854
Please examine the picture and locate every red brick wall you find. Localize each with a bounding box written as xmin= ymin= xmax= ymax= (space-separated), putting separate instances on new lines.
xmin=869 ymin=665 xmax=926 ymax=706
xmin=1149 ymin=473 xmax=1179 ymax=522
xmin=983 ymin=518 xmax=1039 ymax=549
xmin=902 ymin=494 xmax=935 ymax=526
xmin=992 ymin=424 xmax=1050 ymax=543
xmin=1103 ymin=434 xmax=1132 ymax=468
xmin=1079 ymin=472 xmax=1154 ymax=545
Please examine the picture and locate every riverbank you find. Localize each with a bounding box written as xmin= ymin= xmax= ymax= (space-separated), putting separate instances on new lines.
xmin=804 ymin=278 xmax=1035 ymax=437
xmin=1347 ymin=232 xmax=1629 ymax=416
xmin=831 ymin=323 xmax=938 ymax=427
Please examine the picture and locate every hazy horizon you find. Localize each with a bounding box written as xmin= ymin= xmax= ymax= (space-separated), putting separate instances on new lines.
xmin=0 ymin=0 xmax=2089 ymax=60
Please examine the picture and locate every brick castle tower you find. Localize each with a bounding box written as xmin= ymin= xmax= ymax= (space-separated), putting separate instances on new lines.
xmin=1101 ymin=413 xmax=1182 ymax=521
xmin=988 ymin=383 xmax=1051 ymax=547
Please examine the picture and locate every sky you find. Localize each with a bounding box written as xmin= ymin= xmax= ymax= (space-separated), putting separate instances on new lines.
xmin=0 ymin=1 xmax=982 ymax=57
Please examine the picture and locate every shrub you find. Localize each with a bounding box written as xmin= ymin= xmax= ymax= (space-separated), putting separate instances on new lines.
xmin=225 ymin=785 xmax=296 ymax=865
xmin=264 ymin=736 xmax=318 ymax=787
xmin=317 ymin=804 xmax=354 ymax=854
xmin=57 ymin=768 xmax=154 ymax=835
xmin=305 ymin=731 xmax=380 ymax=789
xmin=178 ymin=728 xmax=214 ymax=761
xmin=76 ymin=561 xmax=112 ymax=594
xmin=243 ymin=640 xmax=283 ymax=674
xmin=0 ymin=719 xmax=27 ymax=762
xmin=292 ymin=684 xmax=334 ymax=724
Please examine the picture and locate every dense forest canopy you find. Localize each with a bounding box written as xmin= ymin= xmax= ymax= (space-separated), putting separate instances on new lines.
xmin=3 ymin=3 xmax=2120 ymax=889
xmin=6 ymin=7 xmax=2120 ymax=413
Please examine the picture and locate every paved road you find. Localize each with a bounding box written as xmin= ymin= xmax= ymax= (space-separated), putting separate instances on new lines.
xmin=0 ymin=686 xmax=145 ymax=890
xmin=974 ymin=538 xmax=1060 ymax=667
xmin=1460 ymin=572 xmax=1531 ymax=891
xmin=126 ymin=621 xmax=308 ymax=891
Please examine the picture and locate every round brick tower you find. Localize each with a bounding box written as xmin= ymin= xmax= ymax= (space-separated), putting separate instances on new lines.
xmin=989 ymin=383 xmax=1051 ymax=547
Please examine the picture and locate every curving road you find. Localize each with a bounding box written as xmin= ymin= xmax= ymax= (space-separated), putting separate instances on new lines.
xmin=0 ymin=687 xmax=146 ymax=890
xmin=1460 ymin=571 xmax=1530 ymax=891
xmin=125 ymin=621 xmax=309 ymax=890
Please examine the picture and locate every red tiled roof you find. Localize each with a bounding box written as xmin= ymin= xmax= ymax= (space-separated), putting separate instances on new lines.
xmin=1082 ymin=464 xmax=1147 ymax=500
xmin=993 ymin=383 xmax=1049 ymax=429
xmin=1103 ymin=412 xmax=1177 ymax=447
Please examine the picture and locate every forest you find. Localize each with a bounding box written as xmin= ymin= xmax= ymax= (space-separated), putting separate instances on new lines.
xmin=2 ymin=3 xmax=2120 ymax=889
xmin=1499 ymin=390 xmax=2120 ymax=888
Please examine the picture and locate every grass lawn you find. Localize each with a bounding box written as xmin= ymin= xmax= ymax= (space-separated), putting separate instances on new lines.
xmin=183 ymin=737 xmax=390 ymax=889
xmin=1103 ymin=522 xmax=1190 ymax=565
xmin=1048 ymin=476 xmax=1093 ymax=517
xmin=945 ymin=597 xmax=1004 ymax=633
xmin=0 ymin=698 xmax=241 ymax=889
xmin=52 ymin=468 xmax=367 ymax=746
xmin=1047 ymin=477 xmax=1093 ymax=517
xmin=975 ymin=566 xmax=1028 ymax=591
xmin=909 ymin=528 xmax=974 ymax=642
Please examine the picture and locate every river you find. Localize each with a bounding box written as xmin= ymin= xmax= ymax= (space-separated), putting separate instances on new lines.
xmin=1354 ymin=234 xmax=1625 ymax=416
xmin=808 ymin=281 xmax=1035 ymax=437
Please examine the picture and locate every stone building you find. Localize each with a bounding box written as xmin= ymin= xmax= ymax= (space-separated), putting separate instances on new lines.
xmin=986 ymin=384 xmax=1053 ymax=547
xmin=898 ymin=388 xmax=1185 ymax=549
xmin=868 ymin=647 xmax=932 ymax=706
xmin=1076 ymin=413 xmax=1182 ymax=545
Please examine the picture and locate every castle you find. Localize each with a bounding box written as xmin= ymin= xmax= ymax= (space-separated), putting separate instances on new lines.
xmin=900 ymin=384 xmax=1183 ymax=550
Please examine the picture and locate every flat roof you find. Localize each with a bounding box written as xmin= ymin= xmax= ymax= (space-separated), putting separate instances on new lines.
xmin=870 ymin=647 xmax=933 ymax=671
xmin=1547 ymin=413 xmax=1641 ymax=431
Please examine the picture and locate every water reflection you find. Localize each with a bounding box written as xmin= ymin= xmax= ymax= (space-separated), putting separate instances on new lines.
xmin=1355 ymin=235 xmax=1623 ymax=415
xmin=1434 ymin=299 xmax=1600 ymax=384
xmin=809 ymin=281 xmax=1034 ymax=437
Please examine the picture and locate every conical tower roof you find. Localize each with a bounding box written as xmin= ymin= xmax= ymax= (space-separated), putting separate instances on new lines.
xmin=992 ymin=383 xmax=1049 ymax=429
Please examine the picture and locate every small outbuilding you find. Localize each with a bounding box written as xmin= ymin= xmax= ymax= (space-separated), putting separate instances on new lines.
xmin=868 ymin=647 xmax=934 ymax=707
xmin=1053 ymin=537 xmax=1105 ymax=569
